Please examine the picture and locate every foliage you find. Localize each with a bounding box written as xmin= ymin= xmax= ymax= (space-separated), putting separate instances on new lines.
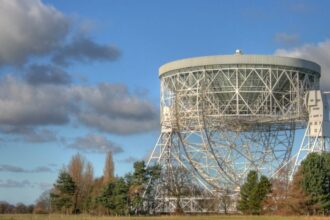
xmin=103 ymin=151 xmax=115 ymax=184
xmin=93 ymin=160 xmax=161 ymax=215
xmin=96 ymin=177 xmax=129 ymax=215
xmin=3 ymin=214 xmax=330 ymax=220
xmin=0 ymin=202 xmax=34 ymax=214
xmin=263 ymin=152 xmax=330 ymax=215
xmin=66 ymin=153 xmax=95 ymax=213
xmin=262 ymin=168 xmax=291 ymax=215
xmin=96 ymin=181 xmax=116 ymax=214
xmin=50 ymin=171 xmax=76 ymax=214
xmin=6 ymin=151 xmax=330 ymax=216
xmin=299 ymin=152 xmax=330 ymax=214
xmin=238 ymin=170 xmax=271 ymax=214
xmin=127 ymin=161 xmax=161 ymax=214
xmin=286 ymin=169 xmax=310 ymax=215
xmin=112 ymin=178 xmax=129 ymax=215
xmin=163 ymin=166 xmax=197 ymax=213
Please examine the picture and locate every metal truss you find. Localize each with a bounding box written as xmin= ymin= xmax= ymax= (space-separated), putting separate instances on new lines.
xmin=147 ymin=64 xmax=319 ymax=213
xmin=272 ymin=121 xmax=330 ymax=180
xmin=152 ymin=196 xmax=238 ymax=213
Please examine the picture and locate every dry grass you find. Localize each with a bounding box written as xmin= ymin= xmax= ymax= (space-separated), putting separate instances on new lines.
xmin=0 ymin=215 xmax=329 ymax=220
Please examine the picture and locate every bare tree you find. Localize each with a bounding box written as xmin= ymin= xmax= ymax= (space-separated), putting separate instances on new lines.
xmin=219 ymin=188 xmax=232 ymax=214
xmin=68 ymin=153 xmax=85 ymax=186
xmin=84 ymin=162 xmax=94 ymax=188
xmin=163 ymin=166 xmax=193 ymax=214
xmin=103 ymin=151 xmax=115 ymax=184
xmin=69 ymin=154 xmax=84 ymax=213
xmin=66 ymin=154 xmax=96 ymax=213
xmin=82 ymin=161 xmax=94 ymax=212
xmin=34 ymin=190 xmax=51 ymax=214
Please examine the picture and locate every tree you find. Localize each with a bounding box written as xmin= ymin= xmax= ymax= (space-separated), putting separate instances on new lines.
xmin=97 ymin=181 xmax=116 ymax=214
xmin=88 ymin=177 xmax=106 ymax=215
xmin=143 ymin=164 xmax=161 ymax=213
xmin=103 ymin=151 xmax=115 ymax=184
xmin=127 ymin=161 xmax=149 ymax=214
xmin=66 ymin=153 xmax=95 ymax=213
xmin=239 ymin=170 xmax=258 ymax=214
xmin=0 ymin=202 xmax=14 ymax=214
xmin=34 ymin=190 xmax=51 ymax=214
xmin=127 ymin=161 xmax=161 ymax=214
xmin=51 ymin=171 xmax=76 ymax=214
xmin=97 ymin=177 xmax=129 ymax=215
xmin=82 ymin=161 xmax=94 ymax=213
xmin=299 ymin=152 xmax=330 ymax=214
xmin=15 ymin=203 xmax=28 ymax=213
xmin=0 ymin=202 xmax=9 ymax=214
xmin=256 ymin=175 xmax=272 ymax=212
xmin=238 ymin=170 xmax=271 ymax=214
xmin=286 ymin=169 xmax=310 ymax=215
xmin=219 ymin=188 xmax=233 ymax=214
xmin=67 ymin=153 xmax=84 ymax=213
xmin=112 ymin=178 xmax=129 ymax=215
xmin=162 ymin=166 xmax=195 ymax=214
xmin=264 ymin=153 xmax=330 ymax=215
xmin=262 ymin=168 xmax=291 ymax=215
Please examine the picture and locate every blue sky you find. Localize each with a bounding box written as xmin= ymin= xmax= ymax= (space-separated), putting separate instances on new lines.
xmin=0 ymin=0 xmax=330 ymax=204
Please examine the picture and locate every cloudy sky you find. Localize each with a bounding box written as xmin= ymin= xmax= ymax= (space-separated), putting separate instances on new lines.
xmin=0 ymin=0 xmax=329 ymax=204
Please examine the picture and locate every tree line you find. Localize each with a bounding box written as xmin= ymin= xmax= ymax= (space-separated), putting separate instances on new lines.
xmin=0 ymin=202 xmax=34 ymax=214
xmin=35 ymin=152 xmax=160 ymax=215
xmin=2 ymin=151 xmax=330 ymax=215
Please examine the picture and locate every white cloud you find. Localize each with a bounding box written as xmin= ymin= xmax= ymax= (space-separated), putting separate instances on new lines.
xmin=0 ymin=0 xmax=69 ymax=65
xmin=275 ymin=39 xmax=330 ymax=90
xmin=274 ymin=33 xmax=299 ymax=46
xmin=0 ymin=179 xmax=31 ymax=188
xmin=74 ymin=83 xmax=159 ymax=134
xmin=0 ymin=164 xmax=52 ymax=173
xmin=69 ymin=134 xmax=123 ymax=154
xmin=25 ymin=64 xmax=71 ymax=85
xmin=52 ymin=35 xmax=120 ymax=66
xmin=0 ymin=0 xmax=120 ymax=67
xmin=0 ymin=75 xmax=72 ymax=126
xmin=120 ymin=156 xmax=139 ymax=163
xmin=0 ymin=75 xmax=158 ymax=135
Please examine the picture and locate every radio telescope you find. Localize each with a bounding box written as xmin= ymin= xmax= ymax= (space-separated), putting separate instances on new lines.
xmin=147 ymin=52 xmax=329 ymax=213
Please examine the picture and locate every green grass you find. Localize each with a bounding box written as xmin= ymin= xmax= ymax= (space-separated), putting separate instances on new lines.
xmin=0 ymin=215 xmax=329 ymax=220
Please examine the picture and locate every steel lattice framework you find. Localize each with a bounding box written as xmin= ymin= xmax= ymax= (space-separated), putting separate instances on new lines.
xmin=147 ymin=53 xmax=321 ymax=213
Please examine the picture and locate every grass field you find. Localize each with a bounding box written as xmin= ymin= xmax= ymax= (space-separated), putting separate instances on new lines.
xmin=0 ymin=215 xmax=329 ymax=220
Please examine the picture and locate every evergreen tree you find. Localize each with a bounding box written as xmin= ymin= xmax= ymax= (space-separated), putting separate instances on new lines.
xmin=323 ymin=153 xmax=330 ymax=213
xmin=112 ymin=177 xmax=129 ymax=215
xmin=128 ymin=161 xmax=148 ymax=214
xmin=238 ymin=170 xmax=271 ymax=214
xmin=51 ymin=171 xmax=76 ymax=213
xmin=300 ymin=152 xmax=330 ymax=214
xmin=97 ymin=177 xmax=129 ymax=215
xmin=255 ymin=175 xmax=271 ymax=213
xmin=127 ymin=161 xmax=161 ymax=214
xmin=96 ymin=181 xmax=116 ymax=214
xmin=238 ymin=170 xmax=258 ymax=214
